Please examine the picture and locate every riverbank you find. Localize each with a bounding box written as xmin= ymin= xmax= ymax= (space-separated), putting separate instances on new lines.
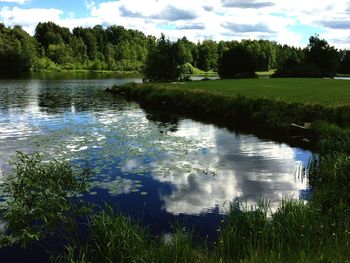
xmin=107 ymin=80 xmax=350 ymax=142
xmin=104 ymin=79 xmax=350 ymax=262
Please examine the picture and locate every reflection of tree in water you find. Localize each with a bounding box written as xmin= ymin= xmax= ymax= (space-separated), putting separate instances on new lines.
xmin=38 ymin=92 xmax=73 ymax=113
xmin=38 ymin=86 xmax=133 ymax=114
xmin=145 ymin=109 xmax=179 ymax=133
xmin=0 ymin=81 xmax=30 ymax=110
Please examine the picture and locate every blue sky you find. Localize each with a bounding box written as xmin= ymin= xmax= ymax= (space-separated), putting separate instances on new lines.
xmin=0 ymin=0 xmax=349 ymax=48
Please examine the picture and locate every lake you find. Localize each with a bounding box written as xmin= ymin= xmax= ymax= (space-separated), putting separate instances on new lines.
xmin=0 ymin=73 xmax=312 ymax=260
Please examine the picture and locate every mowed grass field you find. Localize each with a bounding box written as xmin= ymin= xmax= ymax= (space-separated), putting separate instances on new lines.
xmin=177 ymin=78 xmax=350 ymax=106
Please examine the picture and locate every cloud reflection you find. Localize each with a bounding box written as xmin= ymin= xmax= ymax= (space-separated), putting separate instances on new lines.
xmin=0 ymin=79 xmax=311 ymax=218
xmin=154 ymin=120 xmax=310 ymax=215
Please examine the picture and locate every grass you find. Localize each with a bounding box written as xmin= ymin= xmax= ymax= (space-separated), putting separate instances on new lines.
xmin=109 ymin=82 xmax=350 ymax=131
xmin=55 ymin=205 xmax=206 ymax=263
xmin=54 ymin=200 xmax=350 ymax=263
xmin=180 ymin=78 xmax=350 ymax=106
xmin=255 ymin=69 xmax=276 ymax=77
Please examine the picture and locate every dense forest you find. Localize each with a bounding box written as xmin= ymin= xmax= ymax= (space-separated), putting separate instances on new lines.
xmin=0 ymin=22 xmax=350 ymax=77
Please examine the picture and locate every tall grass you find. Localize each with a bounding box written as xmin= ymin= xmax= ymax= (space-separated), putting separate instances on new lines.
xmin=55 ymin=199 xmax=350 ymax=263
xmin=56 ymin=205 xmax=206 ymax=263
xmin=215 ymin=199 xmax=350 ymax=262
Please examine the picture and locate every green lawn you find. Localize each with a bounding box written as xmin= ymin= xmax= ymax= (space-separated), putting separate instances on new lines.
xmin=178 ymin=78 xmax=350 ymax=106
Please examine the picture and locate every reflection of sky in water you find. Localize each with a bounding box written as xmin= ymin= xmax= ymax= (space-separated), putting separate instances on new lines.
xmin=0 ymin=78 xmax=312 ymax=222
xmin=156 ymin=120 xmax=310 ymax=214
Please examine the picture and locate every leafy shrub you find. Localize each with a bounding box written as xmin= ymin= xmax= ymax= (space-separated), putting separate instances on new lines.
xmin=1 ymin=152 xmax=90 ymax=247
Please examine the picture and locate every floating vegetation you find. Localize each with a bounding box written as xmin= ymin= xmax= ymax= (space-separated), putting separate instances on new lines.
xmin=0 ymin=99 xmax=218 ymax=199
xmin=0 ymin=81 xmax=311 ymax=217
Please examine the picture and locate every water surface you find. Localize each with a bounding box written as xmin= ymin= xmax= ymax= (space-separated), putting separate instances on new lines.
xmin=0 ymin=74 xmax=311 ymax=238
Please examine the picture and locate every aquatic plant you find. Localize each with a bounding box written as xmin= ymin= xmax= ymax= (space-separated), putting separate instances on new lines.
xmin=0 ymin=152 xmax=90 ymax=247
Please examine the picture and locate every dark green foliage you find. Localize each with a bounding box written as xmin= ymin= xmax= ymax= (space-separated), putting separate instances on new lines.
xmin=32 ymin=22 xmax=153 ymax=72
xmin=241 ymin=39 xmax=278 ymax=71
xmin=0 ymin=25 xmax=37 ymax=74
xmin=1 ymin=152 xmax=90 ymax=247
xmin=340 ymin=50 xmax=350 ymax=74
xmin=218 ymin=45 xmax=257 ymax=79
xmin=197 ymin=40 xmax=218 ymax=71
xmin=272 ymin=58 xmax=323 ymax=78
xmin=274 ymin=35 xmax=340 ymax=78
xmin=47 ymin=44 xmax=73 ymax=65
xmin=275 ymin=44 xmax=305 ymax=70
xmin=143 ymin=34 xmax=184 ymax=81
xmin=305 ymin=35 xmax=339 ymax=77
xmin=0 ymin=21 xmax=345 ymax=75
xmin=35 ymin=22 xmax=70 ymax=52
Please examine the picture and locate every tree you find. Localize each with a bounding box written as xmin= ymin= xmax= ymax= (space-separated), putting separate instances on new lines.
xmin=218 ymin=45 xmax=257 ymax=79
xmin=35 ymin=22 xmax=70 ymax=52
xmin=197 ymin=40 xmax=218 ymax=71
xmin=274 ymin=35 xmax=340 ymax=78
xmin=70 ymin=36 xmax=88 ymax=64
xmin=0 ymin=25 xmax=37 ymax=74
xmin=339 ymin=50 xmax=350 ymax=74
xmin=47 ymin=43 xmax=73 ymax=65
xmin=143 ymin=34 xmax=185 ymax=81
xmin=305 ymin=35 xmax=339 ymax=77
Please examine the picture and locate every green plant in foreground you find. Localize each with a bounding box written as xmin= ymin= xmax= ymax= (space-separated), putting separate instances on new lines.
xmin=0 ymin=152 xmax=90 ymax=247
xmin=56 ymin=205 xmax=206 ymax=263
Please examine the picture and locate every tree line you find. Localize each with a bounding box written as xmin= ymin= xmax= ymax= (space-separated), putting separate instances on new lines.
xmin=0 ymin=22 xmax=350 ymax=78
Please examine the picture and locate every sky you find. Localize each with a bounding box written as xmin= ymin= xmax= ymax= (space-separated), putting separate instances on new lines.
xmin=0 ymin=0 xmax=349 ymax=48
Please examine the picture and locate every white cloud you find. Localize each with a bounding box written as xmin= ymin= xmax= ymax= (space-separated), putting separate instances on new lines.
xmin=0 ymin=6 xmax=63 ymax=34
xmin=0 ymin=0 xmax=350 ymax=47
xmin=0 ymin=0 xmax=28 ymax=4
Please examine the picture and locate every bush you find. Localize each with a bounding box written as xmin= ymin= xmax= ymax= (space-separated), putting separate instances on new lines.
xmin=0 ymin=152 xmax=90 ymax=247
xmin=272 ymin=58 xmax=323 ymax=78
xmin=218 ymin=45 xmax=257 ymax=79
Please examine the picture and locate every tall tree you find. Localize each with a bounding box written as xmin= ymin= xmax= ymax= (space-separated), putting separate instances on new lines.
xmin=144 ymin=34 xmax=184 ymax=81
xmin=218 ymin=45 xmax=256 ymax=79
xmin=197 ymin=40 xmax=218 ymax=71
xmin=305 ymin=35 xmax=339 ymax=77
xmin=0 ymin=25 xmax=37 ymax=74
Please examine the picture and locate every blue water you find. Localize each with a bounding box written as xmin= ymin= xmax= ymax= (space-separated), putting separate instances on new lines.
xmin=0 ymin=74 xmax=312 ymax=261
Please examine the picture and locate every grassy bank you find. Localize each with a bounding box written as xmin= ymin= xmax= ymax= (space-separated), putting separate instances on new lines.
xmin=109 ymin=81 xmax=350 ymax=134
xmin=182 ymin=78 xmax=350 ymax=106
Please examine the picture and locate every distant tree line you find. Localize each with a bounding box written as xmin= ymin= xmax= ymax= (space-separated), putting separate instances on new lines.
xmin=1 ymin=22 xmax=350 ymax=78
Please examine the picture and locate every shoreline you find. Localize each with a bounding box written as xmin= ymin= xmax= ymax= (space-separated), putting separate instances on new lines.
xmin=107 ymin=82 xmax=350 ymax=148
